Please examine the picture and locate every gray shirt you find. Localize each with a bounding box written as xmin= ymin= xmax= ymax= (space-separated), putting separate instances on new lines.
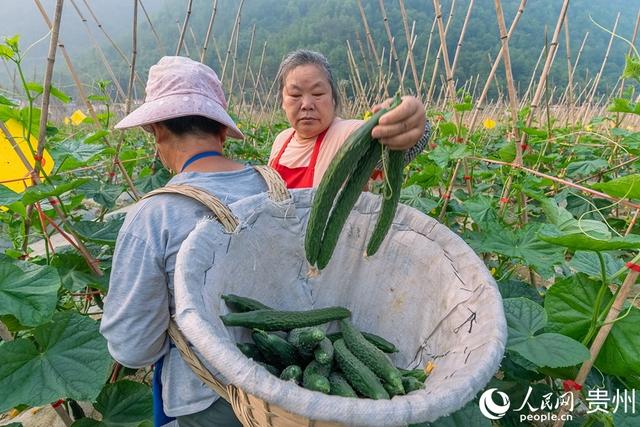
xmin=100 ymin=165 xmax=268 ymax=417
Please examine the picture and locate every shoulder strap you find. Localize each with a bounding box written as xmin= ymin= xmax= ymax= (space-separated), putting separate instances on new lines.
xmin=253 ymin=165 xmax=290 ymax=202
xmin=142 ymin=184 xmax=239 ymax=233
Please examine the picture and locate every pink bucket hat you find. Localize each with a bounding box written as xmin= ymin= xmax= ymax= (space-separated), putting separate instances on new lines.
xmin=114 ymin=56 xmax=243 ymax=139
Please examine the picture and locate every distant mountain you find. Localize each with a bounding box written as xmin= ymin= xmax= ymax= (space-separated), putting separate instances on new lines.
xmin=2 ymin=0 xmax=638 ymax=103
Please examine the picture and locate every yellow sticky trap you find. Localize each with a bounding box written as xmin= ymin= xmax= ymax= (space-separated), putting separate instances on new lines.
xmin=0 ymin=118 xmax=54 ymax=194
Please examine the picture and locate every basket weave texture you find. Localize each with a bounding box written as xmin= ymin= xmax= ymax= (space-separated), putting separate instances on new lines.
xmin=170 ymin=186 xmax=507 ymax=427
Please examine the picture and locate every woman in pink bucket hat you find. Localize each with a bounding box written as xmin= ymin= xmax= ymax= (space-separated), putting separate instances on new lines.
xmin=101 ymin=56 xmax=257 ymax=426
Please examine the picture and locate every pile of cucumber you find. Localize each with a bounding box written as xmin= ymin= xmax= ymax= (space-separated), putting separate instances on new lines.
xmin=305 ymin=94 xmax=406 ymax=270
xmin=220 ymin=294 xmax=428 ymax=399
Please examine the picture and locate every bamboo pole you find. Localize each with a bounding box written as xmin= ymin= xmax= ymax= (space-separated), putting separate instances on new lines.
xmin=378 ymin=0 xmax=403 ymax=91
xmin=521 ymin=46 xmax=545 ymax=106
xmin=451 ymin=0 xmax=475 ymax=76
xmin=552 ymin=268 xmax=640 ymax=427
xmin=518 ymin=0 xmax=570 ymax=151
xmin=69 ymin=0 xmax=126 ymax=101
xmin=248 ymin=41 xmax=267 ymax=121
xmin=126 ymin=0 xmax=138 ymax=117
xmin=229 ymin=9 xmax=242 ymax=101
xmin=237 ymin=24 xmax=255 ymax=115
xmin=355 ymin=29 xmax=374 ymax=87
xmin=175 ymin=0 xmax=193 ymax=55
xmin=80 ymin=0 xmax=144 ymax=89
xmin=200 ymin=0 xmax=219 ymax=63
xmin=356 ymin=0 xmax=381 ymax=69
xmin=563 ymin=19 xmax=574 ymax=126
xmin=432 ymin=0 xmax=457 ymax=103
xmin=139 ymin=0 xmax=165 ymax=54
xmin=427 ymin=0 xmax=456 ymax=104
xmin=419 ymin=17 xmax=437 ymax=96
xmin=580 ymin=13 xmax=619 ymax=124
xmin=494 ymin=0 xmax=527 ymax=220
xmin=33 ymin=0 xmax=140 ymax=199
xmin=400 ymin=23 xmax=417 ymax=91
xmin=35 ymin=0 xmax=64 ymax=176
xmin=398 ymin=0 xmax=420 ymax=94
xmin=221 ymin=0 xmax=244 ymax=83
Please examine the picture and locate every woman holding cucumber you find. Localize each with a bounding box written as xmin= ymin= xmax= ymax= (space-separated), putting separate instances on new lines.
xmin=269 ymin=49 xmax=430 ymax=188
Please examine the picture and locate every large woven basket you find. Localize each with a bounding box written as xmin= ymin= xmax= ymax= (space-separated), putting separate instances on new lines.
xmin=167 ymin=176 xmax=507 ymax=426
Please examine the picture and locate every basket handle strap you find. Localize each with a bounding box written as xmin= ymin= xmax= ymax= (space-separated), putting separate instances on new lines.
xmin=253 ymin=165 xmax=291 ymax=202
xmin=142 ymin=184 xmax=239 ymax=232
xmin=167 ymin=320 xmax=231 ymax=401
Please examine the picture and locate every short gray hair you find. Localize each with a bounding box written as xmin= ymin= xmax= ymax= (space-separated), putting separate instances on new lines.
xmin=276 ymin=49 xmax=339 ymax=110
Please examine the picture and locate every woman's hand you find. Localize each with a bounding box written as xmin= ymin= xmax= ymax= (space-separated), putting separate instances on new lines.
xmin=370 ymin=96 xmax=426 ymax=150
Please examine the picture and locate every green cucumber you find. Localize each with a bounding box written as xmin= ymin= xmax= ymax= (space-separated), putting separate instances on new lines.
xmin=305 ymin=106 xmax=391 ymax=266
xmin=316 ymin=142 xmax=382 ymax=269
xmin=328 ymin=372 xmax=357 ymax=397
xmin=340 ymin=319 xmax=404 ymax=396
xmin=334 ymin=339 xmax=389 ymax=400
xmin=222 ymin=294 xmax=273 ymax=312
xmin=302 ymin=360 xmax=331 ymax=394
xmin=366 ymin=148 xmax=405 ymax=256
xmin=327 ymin=331 xmax=398 ymax=354
xmin=237 ymin=342 xmax=265 ymax=362
xmin=314 ymin=337 xmax=334 ymax=366
xmin=251 ymin=329 xmax=300 ymax=367
xmin=220 ymin=307 xmax=351 ymax=331
xmin=402 ymin=376 xmax=425 ymax=393
xmin=287 ymin=327 xmax=326 ymax=354
xmin=279 ymin=365 xmax=303 ymax=384
xmin=398 ymin=367 xmax=427 ymax=382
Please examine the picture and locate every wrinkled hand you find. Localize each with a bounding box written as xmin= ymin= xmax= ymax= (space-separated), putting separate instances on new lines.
xmin=370 ymin=96 xmax=426 ymax=150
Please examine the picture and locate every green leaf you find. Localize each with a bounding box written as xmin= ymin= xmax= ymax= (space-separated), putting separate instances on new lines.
xmin=436 ymin=122 xmax=457 ymax=137
xmin=0 ymin=259 xmax=60 ymax=326
xmin=509 ymin=333 xmax=590 ymax=369
xmin=53 ymin=139 xmax=105 ymax=163
xmin=538 ymin=198 xmax=611 ymax=237
xmin=405 ymin=162 xmax=443 ymax=189
xmin=70 ymin=218 xmax=124 ymax=245
xmin=592 ymin=174 xmax=640 ymax=200
xmin=5 ymin=34 xmax=19 ymax=50
xmin=0 ymin=94 xmax=17 ymax=106
xmin=497 ymin=279 xmax=544 ymax=304
xmin=83 ymin=130 xmax=109 ymax=144
xmin=0 ymin=185 xmax=21 ymax=205
xmin=622 ymin=54 xmax=640 ymax=83
xmin=538 ymin=224 xmax=640 ymax=251
xmin=608 ymin=97 xmax=635 ymax=114
xmin=596 ymin=306 xmax=640 ymax=376
xmin=545 ymin=274 xmax=609 ymax=340
xmin=400 ymin=185 xmax=438 ymax=214
xmin=25 ymin=82 xmax=43 ymax=96
xmin=49 ymin=251 xmax=109 ymax=292
xmin=72 ymin=419 xmax=104 ymax=427
xmin=428 ymin=144 xmax=469 ymax=168
xmin=0 ymin=312 xmax=112 ymax=412
xmin=94 ymin=381 xmax=152 ymax=426
xmin=0 ymin=45 xmax=14 ymax=60
xmin=50 ymin=86 xmax=71 ymax=104
xmin=545 ymin=274 xmax=640 ymax=376
xmin=463 ymin=195 xmax=497 ymax=227
xmin=135 ymin=169 xmax=171 ymax=194
xmin=503 ymin=298 xmax=589 ymax=368
xmin=466 ymin=223 xmax=563 ymax=278
xmin=568 ymin=251 xmax=624 ymax=280
xmin=565 ymin=159 xmax=608 ymax=178
xmin=78 ymin=181 xmax=126 ymax=209
xmin=21 ymin=178 xmax=90 ymax=205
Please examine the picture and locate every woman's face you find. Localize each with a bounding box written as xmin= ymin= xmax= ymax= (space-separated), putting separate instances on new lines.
xmin=281 ymin=64 xmax=335 ymax=139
